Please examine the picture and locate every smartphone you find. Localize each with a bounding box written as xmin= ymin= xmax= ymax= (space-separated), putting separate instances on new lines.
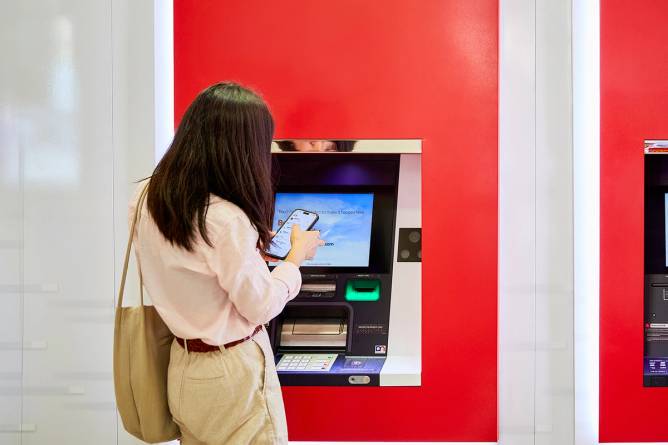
xmin=265 ymin=209 xmax=319 ymax=260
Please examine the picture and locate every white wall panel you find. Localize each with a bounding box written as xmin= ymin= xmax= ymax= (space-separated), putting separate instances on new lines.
xmin=1 ymin=1 xmax=160 ymax=444
xmin=0 ymin=21 xmax=23 ymax=439
xmin=500 ymin=0 xmax=574 ymax=444
xmin=535 ymin=0 xmax=574 ymax=443
xmin=499 ymin=0 xmax=537 ymax=443
xmin=573 ymin=1 xmax=600 ymax=444
xmin=11 ymin=1 xmax=116 ymax=443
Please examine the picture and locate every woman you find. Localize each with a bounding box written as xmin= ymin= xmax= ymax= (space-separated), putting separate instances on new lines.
xmin=129 ymin=82 xmax=323 ymax=444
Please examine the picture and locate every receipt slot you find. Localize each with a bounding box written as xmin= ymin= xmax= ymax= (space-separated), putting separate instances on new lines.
xmin=267 ymin=139 xmax=422 ymax=386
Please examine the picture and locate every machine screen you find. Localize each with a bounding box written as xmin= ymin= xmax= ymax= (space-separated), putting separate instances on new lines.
xmin=273 ymin=193 xmax=374 ymax=267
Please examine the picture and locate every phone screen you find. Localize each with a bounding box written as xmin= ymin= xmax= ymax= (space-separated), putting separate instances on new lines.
xmin=265 ymin=209 xmax=318 ymax=260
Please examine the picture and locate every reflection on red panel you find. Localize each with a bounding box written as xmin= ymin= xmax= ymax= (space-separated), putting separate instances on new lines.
xmin=601 ymin=0 xmax=668 ymax=441
xmin=174 ymin=0 xmax=498 ymax=441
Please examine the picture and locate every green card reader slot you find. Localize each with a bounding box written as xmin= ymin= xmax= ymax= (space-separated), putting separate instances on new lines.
xmin=345 ymin=279 xmax=380 ymax=302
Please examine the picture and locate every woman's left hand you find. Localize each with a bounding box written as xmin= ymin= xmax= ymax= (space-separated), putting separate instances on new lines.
xmin=261 ymin=231 xmax=276 ymax=262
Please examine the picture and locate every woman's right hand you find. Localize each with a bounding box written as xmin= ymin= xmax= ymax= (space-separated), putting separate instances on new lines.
xmin=285 ymin=224 xmax=325 ymax=267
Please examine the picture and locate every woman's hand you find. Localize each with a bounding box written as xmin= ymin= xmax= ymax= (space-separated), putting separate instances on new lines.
xmin=285 ymin=224 xmax=325 ymax=267
xmin=261 ymin=231 xmax=276 ymax=262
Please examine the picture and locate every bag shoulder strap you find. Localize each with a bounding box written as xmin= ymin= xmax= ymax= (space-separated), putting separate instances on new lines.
xmin=117 ymin=182 xmax=150 ymax=309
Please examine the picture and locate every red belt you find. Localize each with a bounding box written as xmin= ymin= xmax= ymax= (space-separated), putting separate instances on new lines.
xmin=176 ymin=325 xmax=263 ymax=353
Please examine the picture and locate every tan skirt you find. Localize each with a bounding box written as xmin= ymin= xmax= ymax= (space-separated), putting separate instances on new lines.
xmin=167 ymin=328 xmax=288 ymax=445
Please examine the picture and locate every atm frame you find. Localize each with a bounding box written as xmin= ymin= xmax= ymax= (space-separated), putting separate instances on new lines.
xmin=643 ymin=140 xmax=668 ymax=386
xmin=268 ymin=140 xmax=422 ymax=386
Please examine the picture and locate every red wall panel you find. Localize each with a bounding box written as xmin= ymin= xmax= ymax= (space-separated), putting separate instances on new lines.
xmin=601 ymin=0 xmax=668 ymax=441
xmin=174 ymin=1 xmax=498 ymax=441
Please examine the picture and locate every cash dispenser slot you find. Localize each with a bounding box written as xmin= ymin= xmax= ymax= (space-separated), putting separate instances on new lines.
xmin=280 ymin=318 xmax=347 ymax=348
xmin=277 ymin=303 xmax=351 ymax=351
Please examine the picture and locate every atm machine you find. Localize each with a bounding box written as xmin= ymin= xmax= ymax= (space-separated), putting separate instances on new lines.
xmin=267 ymin=140 xmax=421 ymax=386
xmin=644 ymin=140 xmax=668 ymax=386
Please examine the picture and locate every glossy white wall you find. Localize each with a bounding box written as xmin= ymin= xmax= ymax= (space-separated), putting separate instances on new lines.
xmin=0 ymin=3 xmax=23 ymax=436
xmin=499 ymin=0 xmax=574 ymax=444
xmin=573 ymin=1 xmax=600 ymax=444
xmin=1 ymin=1 xmax=161 ymax=444
xmin=2 ymin=1 xmax=115 ymax=443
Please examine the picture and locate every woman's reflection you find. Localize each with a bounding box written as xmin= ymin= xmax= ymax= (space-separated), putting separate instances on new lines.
xmin=276 ymin=140 xmax=356 ymax=152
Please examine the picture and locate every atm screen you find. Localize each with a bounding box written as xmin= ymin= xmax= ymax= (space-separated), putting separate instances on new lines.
xmin=272 ymin=193 xmax=374 ymax=267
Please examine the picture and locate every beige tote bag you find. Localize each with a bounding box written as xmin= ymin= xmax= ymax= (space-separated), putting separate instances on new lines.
xmin=113 ymin=183 xmax=180 ymax=443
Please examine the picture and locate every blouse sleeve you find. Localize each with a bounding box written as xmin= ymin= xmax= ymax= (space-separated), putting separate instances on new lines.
xmin=204 ymin=213 xmax=302 ymax=325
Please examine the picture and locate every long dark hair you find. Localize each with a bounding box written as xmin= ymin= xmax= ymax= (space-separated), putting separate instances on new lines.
xmin=147 ymin=82 xmax=275 ymax=251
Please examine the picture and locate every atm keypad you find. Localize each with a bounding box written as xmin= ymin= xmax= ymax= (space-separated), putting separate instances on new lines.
xmin=276 ymin=354 xmax=337 ymax=372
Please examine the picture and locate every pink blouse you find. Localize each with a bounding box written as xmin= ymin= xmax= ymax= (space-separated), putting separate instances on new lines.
xmin=129 ymin=181 xmax=301 ymax=346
